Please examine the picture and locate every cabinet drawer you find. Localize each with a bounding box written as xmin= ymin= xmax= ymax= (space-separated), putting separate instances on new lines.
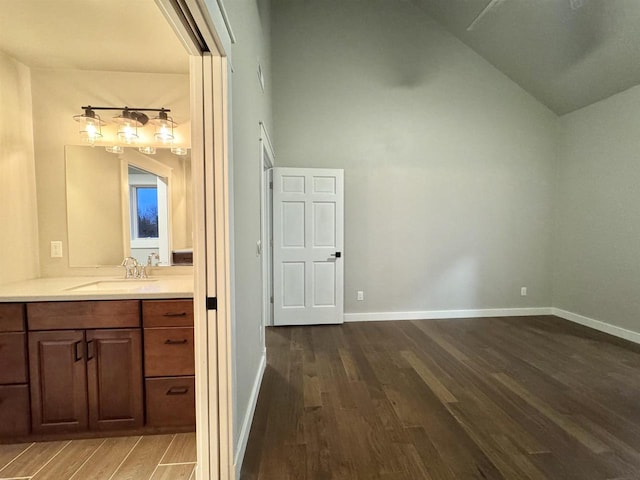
xmin=142 ymin=300 xmax=193 ymax=328
xmin=0 ymin=304 xmax=25 ymax=333
xmin=145 ymin=377 xmax=195 ymax=427
xmin=0 ymin=385 xmax=30 ymax=437
xmin=28 ymin=300 xmax=140 ymax=330
xmin=0 ymin=333 xmax=27 ymax=384
xmin=144 ymin=328 xmax=194 ymax=377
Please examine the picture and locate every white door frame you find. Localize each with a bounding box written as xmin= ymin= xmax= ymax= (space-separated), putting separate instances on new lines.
xmin=156 ymin=1 xmax=233 ymax=479
xmin=259 ymin=122 xmax=275 ymax=333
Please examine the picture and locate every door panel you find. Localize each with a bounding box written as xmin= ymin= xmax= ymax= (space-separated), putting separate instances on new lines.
xmin=86 ymin=329 xmax=143 ymax=431
xmin=273 ymin=168 xmax=344 ymax=325
xmin=29 ymin=330 xmax=88 ymax=434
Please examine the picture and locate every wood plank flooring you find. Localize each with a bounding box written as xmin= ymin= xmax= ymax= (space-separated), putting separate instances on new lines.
xmin=241 ymin=316 xmax=640 ymax=480
xmin=0 ymin=433 xmax=196 ymax=480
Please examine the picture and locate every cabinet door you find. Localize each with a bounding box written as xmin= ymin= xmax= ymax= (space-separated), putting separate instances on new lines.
xmin=29 ymin=330 xmax=88 ymax=434
xmin=86 ymin=329 xmax=144 ymax=431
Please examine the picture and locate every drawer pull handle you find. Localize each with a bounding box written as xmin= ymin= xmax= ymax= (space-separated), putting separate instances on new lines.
xmin=163 ymin=312 xmax=187 ymax=317
xmin=167 ymin=386 xmax=189 ymax=395
xmin=165 ymin=339 xmax=188 ymax=345
xmin=74 ymin=340 xmax=83 ymax=362
xmin=87 ymin=340 xmax=95 ymax=360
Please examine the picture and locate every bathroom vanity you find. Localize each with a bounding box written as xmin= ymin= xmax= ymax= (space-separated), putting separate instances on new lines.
xmin=0 ymin=275 xmax=194 ymax=442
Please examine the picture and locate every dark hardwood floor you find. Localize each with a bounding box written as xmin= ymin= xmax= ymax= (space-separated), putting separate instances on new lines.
xmin=240 ymin=316 xmax=640 ymax=480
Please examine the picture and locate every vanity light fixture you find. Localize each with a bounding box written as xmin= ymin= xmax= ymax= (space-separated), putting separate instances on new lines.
xmin=170 ymin=147 xmax=188 ymax=156
xmin=105 ymin=145 xmax=124 ymax=154
xmin=73 ymin=106 xmax=177 ymax=145
xmin=150 ymin=109 xmax=176 ymax=144
xmin=139 ymin=146 xmax=157 ymax=155
xmin=73 ymin=107 xmax=105 ymax=145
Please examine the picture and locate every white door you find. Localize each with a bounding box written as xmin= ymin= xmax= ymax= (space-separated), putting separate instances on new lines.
xmin=273 ymin=168 xmax=344 ymax=326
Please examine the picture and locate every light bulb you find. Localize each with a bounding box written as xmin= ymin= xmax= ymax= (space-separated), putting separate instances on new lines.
xmin=118 ymin=122 xmax=138 ymax=144
xmin=156 ymin=124 xmax=173 ymax=143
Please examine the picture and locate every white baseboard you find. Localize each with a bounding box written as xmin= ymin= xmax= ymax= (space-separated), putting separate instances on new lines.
xmin=551 ymin=308 xmax=640 ymax=345
xmin=233 ymin=352 xmax=266 ymax=479
xmin=344 ymin=307 xmax=553 ymax=322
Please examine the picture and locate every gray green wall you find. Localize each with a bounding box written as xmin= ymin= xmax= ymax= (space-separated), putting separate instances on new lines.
xmin=224 ymin=0 xmax=272 ymax=461
xmin=553 ymin=85 xmax=640 ymax=332
xmin=271 ymin=1 xmax=558 ymax=314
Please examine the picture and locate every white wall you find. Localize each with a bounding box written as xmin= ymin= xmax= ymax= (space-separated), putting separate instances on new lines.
xmin=272 ymin=1 xmax=558 ymax=315
xmin=554 ymin=85 xmax=640 ymax=332
xmin=224 ymin=0 xmax=272 ymax=461
xmin=0 ymin=51 xmax=39 ymax=285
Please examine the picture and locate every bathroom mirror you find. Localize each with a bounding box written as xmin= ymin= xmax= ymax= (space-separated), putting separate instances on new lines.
xmin=65 ymin=145 xmax=192 ymax=267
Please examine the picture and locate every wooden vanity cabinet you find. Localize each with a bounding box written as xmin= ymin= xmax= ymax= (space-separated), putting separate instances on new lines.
xmin=143 ymin=299 xmax=195 ymax=427
xmin=28 ymin=301 xmax=143 ymax=435
xmin=0 ymin=298 xmax=194 ymax=440
xmin=0 ymin=303 xmax=30 ymax=437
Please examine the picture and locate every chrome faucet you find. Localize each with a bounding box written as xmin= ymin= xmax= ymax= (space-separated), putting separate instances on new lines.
xmin=120 ymin=257 xmax=139 ymax=279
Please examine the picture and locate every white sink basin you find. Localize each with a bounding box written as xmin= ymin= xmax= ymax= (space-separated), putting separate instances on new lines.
xmin=68 ymin=279 xmax=159 ymax=292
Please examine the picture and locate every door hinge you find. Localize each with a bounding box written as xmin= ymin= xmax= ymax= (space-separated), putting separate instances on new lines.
xmin=206 ymin=297 xmax=217 ymax=310
xmin=270 ymin=296 xmax=273 ymax=304
xmin=269 ymin=181 xmax=273 ymax=189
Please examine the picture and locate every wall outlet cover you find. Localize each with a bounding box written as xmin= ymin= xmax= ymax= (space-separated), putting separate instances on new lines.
xmin=50 ymin=241 xmax=63 ymax=258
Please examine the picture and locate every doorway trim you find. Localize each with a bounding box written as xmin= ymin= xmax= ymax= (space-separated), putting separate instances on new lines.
xmin=156 ymin=1 xmax=233 ymax=479
xmin=259 ymin=122 xmax=275 ymax=333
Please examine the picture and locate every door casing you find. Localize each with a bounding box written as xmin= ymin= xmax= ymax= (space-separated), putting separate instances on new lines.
xmin=260 ymin=122 xmax=275 ymax=331
xmin=155 ymin=1 xmax=234 ymax=478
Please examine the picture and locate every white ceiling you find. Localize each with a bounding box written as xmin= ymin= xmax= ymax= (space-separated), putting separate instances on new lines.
xmin=0 ymin=0 xmax=188 ymax=74
xmin=412 ymin=0 xmax=640 ymax=115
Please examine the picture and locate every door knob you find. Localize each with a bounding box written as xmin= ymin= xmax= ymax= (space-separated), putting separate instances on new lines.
xmin=330 ymin=252 xmax=341 ymax=258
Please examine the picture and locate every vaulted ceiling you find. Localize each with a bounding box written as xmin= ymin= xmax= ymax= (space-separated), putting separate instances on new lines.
xmin=412 ymin=0 xmax=640 ymax=115
xmin=2 ymin=1 xmax=639 ymax=115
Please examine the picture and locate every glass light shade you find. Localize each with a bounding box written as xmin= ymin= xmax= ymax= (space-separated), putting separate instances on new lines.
xmin=171 ymin=147 xmax=188 ymax=156
xmin=116 ymin=122 xmax=138 ymax=144
xmin=150 ymin=110 xmax=177 ymax=144
xmin=113 ymin=110 xmax=145 ymax=144
xmin=105 ymin=146 xmax=123 ymax=154
xmin=139 ymin=146 xmax=156 ymax=155
xmin=73 ymin=111 xmax=104 ymax=145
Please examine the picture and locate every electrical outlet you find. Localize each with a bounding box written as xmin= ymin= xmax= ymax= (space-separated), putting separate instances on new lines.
xmin=520 ymin=287 xmax=527 ymax=297
xmin=357 ymin=291 xmax=364 ymax=301
xmin=50 ymin=241 xmax=63 ymax=258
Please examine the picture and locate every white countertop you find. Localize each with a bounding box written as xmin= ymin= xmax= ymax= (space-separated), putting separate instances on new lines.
xmin=0 ymin=275 xmax=193 ymax=302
